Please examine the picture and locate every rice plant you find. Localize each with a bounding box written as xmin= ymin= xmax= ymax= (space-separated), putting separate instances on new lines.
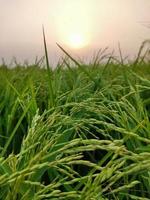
xmin=0 ymin=41 xmax=150 ymax=199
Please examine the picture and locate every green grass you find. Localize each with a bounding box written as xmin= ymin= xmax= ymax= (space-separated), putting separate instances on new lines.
xmin=0 ymin=44 xmax=150 ymax=199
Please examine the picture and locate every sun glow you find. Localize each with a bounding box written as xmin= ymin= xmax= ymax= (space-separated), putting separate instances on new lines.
xmin=68 ymin=33 xmax=89 ymax=49
xmin=54 ymin=0 xmax=92 ymax=49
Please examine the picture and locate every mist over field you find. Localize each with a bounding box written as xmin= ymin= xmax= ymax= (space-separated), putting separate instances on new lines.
xmin=0 ymin=0 xmax=150 ymax=64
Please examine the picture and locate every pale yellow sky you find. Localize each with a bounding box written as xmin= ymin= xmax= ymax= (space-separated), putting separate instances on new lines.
xmin=0 ymin=0 xmax=150 ymax=64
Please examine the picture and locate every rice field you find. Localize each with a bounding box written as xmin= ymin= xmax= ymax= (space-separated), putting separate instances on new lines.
xmin=0 ymin=43 xmax=150 ymax=199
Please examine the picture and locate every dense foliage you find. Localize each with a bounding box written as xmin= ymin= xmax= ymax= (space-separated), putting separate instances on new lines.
xmin=0 ymin=56 xmax=150 ymax=199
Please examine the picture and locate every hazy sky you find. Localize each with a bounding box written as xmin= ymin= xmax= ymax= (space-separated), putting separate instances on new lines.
xmin=0 ymin=0 xmax=150 ymax=64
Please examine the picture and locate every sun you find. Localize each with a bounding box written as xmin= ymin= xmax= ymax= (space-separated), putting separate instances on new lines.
xmin=57 ymin=31 xmax=90 ymax=49
xmin=68 ymin=33 xmax=88 ymax=49
xmin=54 ymin=0 xmax=92 ymax=50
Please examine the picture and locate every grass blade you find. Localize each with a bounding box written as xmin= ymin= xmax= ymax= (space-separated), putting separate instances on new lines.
xmin=42 ymin=26 xmax=54 ymax=108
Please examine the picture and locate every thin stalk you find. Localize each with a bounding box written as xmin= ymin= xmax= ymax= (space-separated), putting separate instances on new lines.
xmin=42 ymin=26 xmax=54 ymax=108
xmin=56 ymin=43 xmax=97 ymax=85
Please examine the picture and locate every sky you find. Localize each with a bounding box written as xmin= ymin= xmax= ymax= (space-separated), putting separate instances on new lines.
xmin=0 ymin=0 xmax=150 ymax=65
